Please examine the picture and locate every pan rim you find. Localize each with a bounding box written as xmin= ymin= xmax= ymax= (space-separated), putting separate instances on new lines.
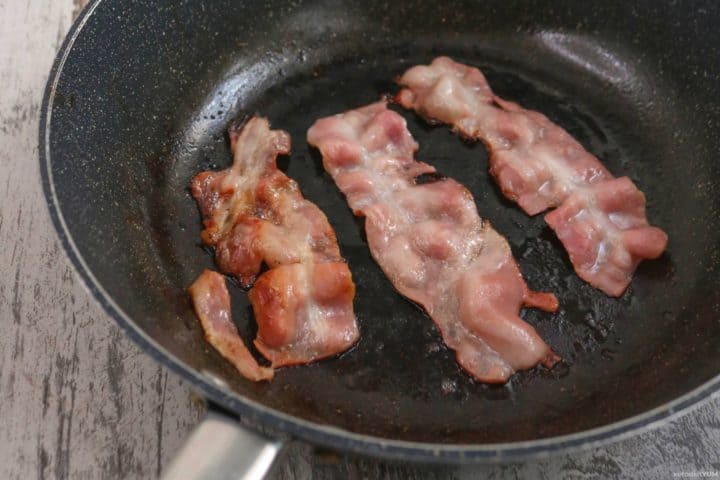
xmin=38 ymin=0 xmax=720 ymax=463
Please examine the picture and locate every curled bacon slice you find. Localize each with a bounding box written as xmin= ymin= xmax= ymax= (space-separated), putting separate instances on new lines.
xmin=188 ymin=270 xmax=274 ymax=382
xmin=190 ymin=117 xmax=359 ymax=377
xmin=308 ymin=101 xmax=558 ymax=383
xmin=397 ymin=56 xmax=668 ymax=296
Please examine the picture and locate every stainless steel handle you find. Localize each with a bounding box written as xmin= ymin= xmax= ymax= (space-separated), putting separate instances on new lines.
xmin=162 ymin=411 xmax=283 ymax=480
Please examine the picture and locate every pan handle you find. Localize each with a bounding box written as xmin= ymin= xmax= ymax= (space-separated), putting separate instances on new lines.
xmin=161 ymin=409 xmax=283 ymax=480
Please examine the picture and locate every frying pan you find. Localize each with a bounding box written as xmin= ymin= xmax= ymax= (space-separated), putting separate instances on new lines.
xmin=40 ymin=0 xmax=720 ymax=477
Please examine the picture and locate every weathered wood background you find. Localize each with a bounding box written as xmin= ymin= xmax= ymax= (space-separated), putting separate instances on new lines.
xmin=1 ymin=0 xmax=719 ymax=478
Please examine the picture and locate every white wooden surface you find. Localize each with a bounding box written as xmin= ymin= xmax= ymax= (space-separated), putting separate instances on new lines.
xmin=1 ymin=1 xmax=719 ymax=478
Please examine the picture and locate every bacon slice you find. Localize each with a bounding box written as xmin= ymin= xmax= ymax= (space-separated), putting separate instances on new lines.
xmin=190 ymin=118 xmax=359 ymax=370
xmin=307 ymin=101 xmax=559 ymax=383
xmin=188 ymin=270 xmax=274 ymax=382
xmin=397 ymin=56 xmax=668 ymax=297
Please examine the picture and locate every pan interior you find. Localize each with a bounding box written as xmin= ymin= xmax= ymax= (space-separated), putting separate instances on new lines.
xmin=46 ymin=0 xmax=720 ymax=445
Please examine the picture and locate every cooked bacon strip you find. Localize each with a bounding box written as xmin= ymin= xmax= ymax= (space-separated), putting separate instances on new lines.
xmin=397 ymin=56 xmax=668 ymax=296
xmin=308 ymin=101 xmax=558 ymax=383
xmin=190 ymin=117 xmax=359 ymax=369
xmin=189 ymin=270 xmax=274 ymax=382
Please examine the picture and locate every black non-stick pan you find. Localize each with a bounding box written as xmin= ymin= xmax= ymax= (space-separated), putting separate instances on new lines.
xmin=41 ymin=0 xmax=720 ymax=477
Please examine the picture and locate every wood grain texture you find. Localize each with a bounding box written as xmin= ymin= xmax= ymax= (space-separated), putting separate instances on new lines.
xmin=0 ymin=1 xmax=204 ymax=479
xmin=0 ymin=1 xmax=719 ymax=479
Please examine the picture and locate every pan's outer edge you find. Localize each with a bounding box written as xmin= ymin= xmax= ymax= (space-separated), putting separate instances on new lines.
xmin=38 ymin=0 xmax=720 ymax=464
